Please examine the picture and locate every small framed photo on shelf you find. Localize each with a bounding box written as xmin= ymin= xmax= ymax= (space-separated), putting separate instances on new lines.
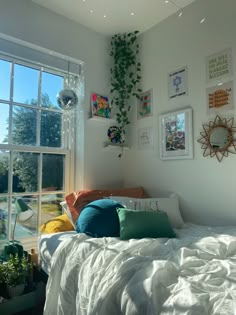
xmin=137 ymin=89 xmax=153 ymax=119
xmin=159 ymin=107 xmax=193 ymax=160
xmin=91 ymin=92 xmax=111 ymax=119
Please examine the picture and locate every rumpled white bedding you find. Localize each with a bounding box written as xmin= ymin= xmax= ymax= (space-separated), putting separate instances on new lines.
xmin=44 ymin=224 xmax=236 ymax=315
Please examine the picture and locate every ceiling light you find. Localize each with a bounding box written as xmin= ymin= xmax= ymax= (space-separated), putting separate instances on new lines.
xmin=200 ymin=18 xmax=206 ymax=24
xmin=103 ymin=14 xmax=107 ymax=18
xmin=130 ymin=12 xmax=135 ymax=16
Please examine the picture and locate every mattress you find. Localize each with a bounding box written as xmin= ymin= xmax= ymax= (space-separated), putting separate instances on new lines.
xmin=38 ymin=231 xmax=77 ymax=275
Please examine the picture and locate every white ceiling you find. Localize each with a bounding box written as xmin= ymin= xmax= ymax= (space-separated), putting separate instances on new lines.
xmin=32 ymin=0 xmax=196 ymax=36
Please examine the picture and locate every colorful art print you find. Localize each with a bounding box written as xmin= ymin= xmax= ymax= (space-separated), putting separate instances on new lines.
xmin=160 ymin=108 xmax=193 ymax=160
xmin=91 ymin=93 xmax=111 ymax=118
xmin=206 ymin=48 xmax=233 ymax=82
xmin=137 ymin=89 xmax=153 ymax=119
xmin=207 ymin=81 xmax=234 ymax=113
xmin=168 ymin=66 xmax=188 ymax=99
xmin=138 ymin=127 xmax=154 ymax=150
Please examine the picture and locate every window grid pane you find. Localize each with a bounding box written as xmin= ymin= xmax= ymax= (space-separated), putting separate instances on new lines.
xmin=0 ymin=55 xmax=71 ymax=240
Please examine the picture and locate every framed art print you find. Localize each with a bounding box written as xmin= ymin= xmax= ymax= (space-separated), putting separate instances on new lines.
xmin=206 ymin=81 xmax=234 ymax=114
xmin=137 ymin=89 xmax=153 ymax=119
xmin=91 ymin=92 xmax=111 ymax=119
xmin=138 ymin=127 xmax=154 ymax=150
xmin=160 ymin=107 xmax=193 ymax=160
xmin=168 ymin=66 xmax=188 ymax=99
xmin=206 ymin=48 xmax=233 ymax=82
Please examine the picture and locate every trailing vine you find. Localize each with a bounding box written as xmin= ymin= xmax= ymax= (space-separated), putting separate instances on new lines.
xmin=110 ymin=30 xmax=142 ymax=157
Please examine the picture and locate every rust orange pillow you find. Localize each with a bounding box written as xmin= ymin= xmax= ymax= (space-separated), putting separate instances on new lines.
xmin=39 ymin=214 xmax=75 ymax=234
xmin=65 ymin=187 xmax=147 ymax=224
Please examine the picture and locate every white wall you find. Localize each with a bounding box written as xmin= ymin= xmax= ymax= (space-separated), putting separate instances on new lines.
xmin=0 ymin=0 xmax=124 ymax=190
xmin=124 ymin=0 xmax=236 ymax=226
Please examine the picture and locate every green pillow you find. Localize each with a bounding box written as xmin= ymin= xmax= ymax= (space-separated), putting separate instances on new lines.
xmin=116 ymin=208 xmax=176 ymax=240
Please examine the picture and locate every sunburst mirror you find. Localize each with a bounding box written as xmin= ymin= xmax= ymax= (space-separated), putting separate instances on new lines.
xmin=198 ymin=115 xmax=236 ymax=162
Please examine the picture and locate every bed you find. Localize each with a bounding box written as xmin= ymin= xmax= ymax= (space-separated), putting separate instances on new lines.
xmin=39 ymin=223 xmax=236 ymax=315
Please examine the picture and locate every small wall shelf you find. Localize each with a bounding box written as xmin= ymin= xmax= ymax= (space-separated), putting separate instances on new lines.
xmin=88 ymin=117 xmax=116 ymax=124
xmin=103 ymin=142 xmax=129 ymax=151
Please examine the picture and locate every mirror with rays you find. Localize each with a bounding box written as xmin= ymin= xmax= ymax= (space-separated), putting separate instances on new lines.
xmin=198 ymin=115 xmax=236 ymax=162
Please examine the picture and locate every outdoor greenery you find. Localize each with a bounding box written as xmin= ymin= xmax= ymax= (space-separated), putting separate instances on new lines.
xmin=0 ymin=93 xmax=63 ymax=193
xmin=110 ymin=30 xmax=142 ymax=156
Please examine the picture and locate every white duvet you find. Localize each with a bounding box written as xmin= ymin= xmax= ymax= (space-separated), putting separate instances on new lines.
xmin=44 ymin=224 xmax=236 ymax=315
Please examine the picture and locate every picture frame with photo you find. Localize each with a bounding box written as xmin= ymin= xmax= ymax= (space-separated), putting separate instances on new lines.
xmin=91 ymin=92 xmax=111 ymax=119
xmin=159 ymin=107 xmax=193 ymax=160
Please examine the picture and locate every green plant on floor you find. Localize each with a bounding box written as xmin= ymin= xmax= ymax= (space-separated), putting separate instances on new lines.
xmin=110 ymin=30 xmax=142 ymax=157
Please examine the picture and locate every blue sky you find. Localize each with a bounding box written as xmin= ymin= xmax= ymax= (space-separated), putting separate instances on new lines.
xmin=0 ymin=59 xmax=63 ymax=143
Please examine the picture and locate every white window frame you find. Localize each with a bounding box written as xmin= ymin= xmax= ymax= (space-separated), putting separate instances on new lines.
xmin=0 ymin=54 xmax=77 ymax=243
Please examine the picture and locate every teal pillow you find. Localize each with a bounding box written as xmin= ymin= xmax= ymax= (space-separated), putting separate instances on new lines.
xmin=76 ymin=199 xmax=124 ymax=237
xmin=116 ymin=208 xmax=176 ymax=240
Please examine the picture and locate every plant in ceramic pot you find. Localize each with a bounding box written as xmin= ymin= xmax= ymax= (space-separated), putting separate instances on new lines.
xmin=0 ymin=253 xmax=32 ymax=298
xmin=110 ymin=30 xmax=142 ymax=157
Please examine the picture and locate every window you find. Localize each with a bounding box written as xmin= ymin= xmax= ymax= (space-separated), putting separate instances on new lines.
xmin=0 ymin=55 xmax=78 ymax=243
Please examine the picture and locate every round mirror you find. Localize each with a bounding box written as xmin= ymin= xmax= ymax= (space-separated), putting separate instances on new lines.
xmin=198 ymin=115 xmax=236 ymax=162
xmin=209 ymin=127 xmax=230 ymax=150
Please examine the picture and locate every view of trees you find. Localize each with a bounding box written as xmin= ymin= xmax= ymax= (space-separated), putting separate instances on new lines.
xmin=0 ymin=93 xmax=63 ymax=193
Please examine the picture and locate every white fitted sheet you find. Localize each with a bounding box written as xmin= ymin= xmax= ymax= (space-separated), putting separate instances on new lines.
xmin=38 ymin=231 xmax=77 ymax=275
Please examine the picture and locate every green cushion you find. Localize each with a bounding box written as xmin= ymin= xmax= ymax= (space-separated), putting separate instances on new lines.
xmin=116 ymin=208 xmax=176 ymax=240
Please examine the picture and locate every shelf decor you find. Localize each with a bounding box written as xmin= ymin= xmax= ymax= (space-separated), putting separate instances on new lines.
xmin=91 ymin=92 xmax=111 ymax=119
xmin=107 ymin=126 xmax=123 ymax=144
xmin=160 ymin=108 xmax=193 ymax=160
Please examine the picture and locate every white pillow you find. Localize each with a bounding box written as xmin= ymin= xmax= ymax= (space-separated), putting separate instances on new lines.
xmin=108 ymin=196 xmax=184 ymax=228
xmin=60 ymin=201 xmax=75 ymax=228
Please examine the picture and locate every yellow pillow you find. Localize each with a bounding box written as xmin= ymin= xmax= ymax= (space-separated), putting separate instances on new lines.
xmin=39 ymin=214 xmax=74 ymax=234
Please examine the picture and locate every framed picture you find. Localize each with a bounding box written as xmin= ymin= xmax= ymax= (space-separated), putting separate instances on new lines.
xmin=206 ymin=81 xmax=234 ymax=114
xmin=159 ymin=107 xmax=193 ymax=160
xmin=168 ymin=66 xmax=188 ymax=99
xmin=137 ymin=89 xmax=153 ymax=119
xmin=91 ymin=92 xmax=111 ymax=118
xmin=138 ymin=127 xmax=154 ymax=150
xmin=206 ymin=48 xmax=233 ymax=82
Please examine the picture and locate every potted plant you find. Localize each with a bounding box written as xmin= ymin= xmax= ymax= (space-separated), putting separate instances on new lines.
xmin=110 ymin=30 xmax=142 ymax=157
xmin=0 ymin=253 xmax=32 ymax=298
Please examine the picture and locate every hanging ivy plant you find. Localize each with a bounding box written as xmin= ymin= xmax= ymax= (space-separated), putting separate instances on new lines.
xmin=110 ymin=30 xmax=142 ymax=157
